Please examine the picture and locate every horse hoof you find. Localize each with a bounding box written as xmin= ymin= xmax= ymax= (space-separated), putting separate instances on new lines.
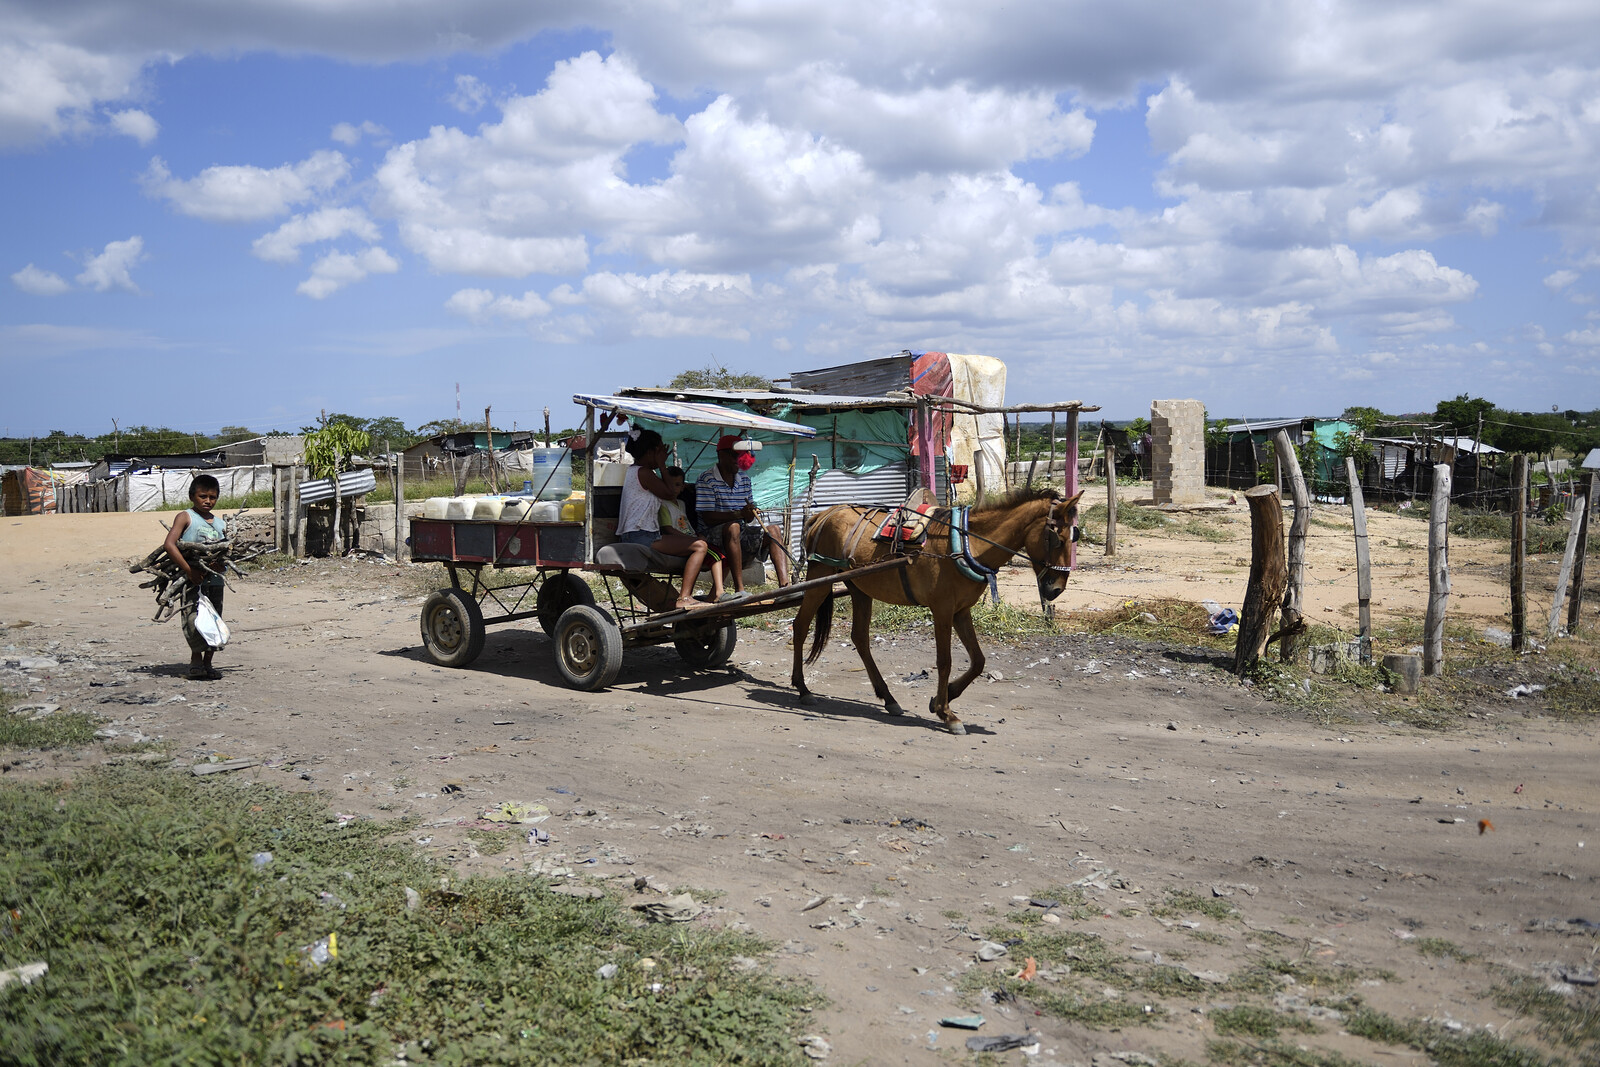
xmin=946 ymin=721 xmax=967 ymax=735
xmin=884 ymin=703 xmax=905 ymax=717
xmin=799 ymin=693 xmax=818 ymax=707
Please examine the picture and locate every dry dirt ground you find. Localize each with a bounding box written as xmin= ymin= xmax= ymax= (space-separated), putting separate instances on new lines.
xmin=3 ymin=499 xmax=1598 ymax=1066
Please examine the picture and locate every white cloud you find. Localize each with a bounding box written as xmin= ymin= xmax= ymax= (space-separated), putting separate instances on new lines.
xmin=1544 ymin=269 xmax=1580 ymax=292
xmin=444 ymin=287 xmax=551 ymax=321
xmin=75 ymin=236 xmax=144 ymax=292
xmin=142 ymin=150 xmax=349 ymax=221
xmin=0 ymin=39 xmax=142 ymax=147
xmin=331 ymin=119 xmax=387 ymax=145
xmin=0 ymin=323 xmax=170 ymax=359
xmin=108 ymin=107 xmax=157 ymax=144
xmin=252 ymin=207 xmax=381 ymax=263
xmin=296 ymin=246 xmax=399 ymax=299
xmin=10 ymin=263 xmax=71 ymax=295
xmin=447 ymin=74 xmax=490 ymax=114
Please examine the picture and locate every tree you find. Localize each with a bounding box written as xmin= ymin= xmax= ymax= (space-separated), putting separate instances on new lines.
xmin=1433 ymin=395 xmax=1497 ymax=443
xmin=303 ymin=423 xmax=370 ymax=557
xmin=668 ymin=360 xmax=771 ymax=391
xmin=1495 ymin=412 xmax=1567 ymax=456
xmin=414 ymin=417 xmax=473 ymax=439
xmin=211 ymin=425 xmax=257 ymax=446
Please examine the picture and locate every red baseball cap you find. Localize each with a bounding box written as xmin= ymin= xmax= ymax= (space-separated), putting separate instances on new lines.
xmin=716 ymin=434 xmax=742 ymax=451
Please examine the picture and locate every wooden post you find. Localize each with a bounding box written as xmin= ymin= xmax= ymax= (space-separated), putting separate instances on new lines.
xmin=484 ymin=406 xmax=495 ymax=494
xmin=1105 ymin=441 xmax=1118 ymax=557
xmin=1549 ymin=488 xmax=1589 ymax=638
xmin=293 ymin=464 xmax=307 ymax=558
xmin=1234 ymin=484 xmax=1288 ymax=676
xmin=1063 ymin=409 xmax=1079 ymax=569
xmin=1345 ymin=457 xmax=1372 ymax=664
xmin=1272 ymin=429 xmax=1309 ymax=662
xmin=1569 ymin=472 xmax=1595 ymax=633
xmin=1049 ymin=414 xmax=1057 ymax=485
xmin=395 ymin=446 xmax=407 ymax=562
xmin=1511 ymin=455 xmax=1527 ymax=650
xmin=1423 ymin=463 xmax=1452 ymax=677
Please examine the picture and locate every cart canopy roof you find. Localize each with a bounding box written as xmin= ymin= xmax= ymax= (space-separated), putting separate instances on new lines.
xmin=573 ymin=394 xmax=817 ymax=438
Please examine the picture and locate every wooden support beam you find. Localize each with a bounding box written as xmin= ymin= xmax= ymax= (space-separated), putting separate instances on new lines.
xmin=1106 ymin=439 xmax=1118 ymax=557
xmin=1510 ymin=455 xmax=1527 ymax=650
xmin=1345 ymin=457 xmax=1372 ymax=664
xmin=1272 ymin=429 xmax=1309 ymax=662
xmin=1423 ymin=463 xmax=1452 ymax=677
xmin=1234 ymin=484 xmax=1287 ymax=676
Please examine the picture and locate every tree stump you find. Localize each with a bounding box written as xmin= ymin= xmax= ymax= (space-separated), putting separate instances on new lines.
xmin=1234 ymin=484 xmax=1288 ymax=676
xmin=1272 ymin=429 xmax=1309 ymax=662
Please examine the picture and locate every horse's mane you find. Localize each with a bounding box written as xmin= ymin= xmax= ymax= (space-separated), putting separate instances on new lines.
xmin=970 ymin=485 xmax=1060 ymax=514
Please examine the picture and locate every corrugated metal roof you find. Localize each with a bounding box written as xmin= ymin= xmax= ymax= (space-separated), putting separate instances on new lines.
xmin=574 ymin=394 xmax=818 ymax=436
xmin=1584 ymin=448 xmax=1600 ymax=470
xmin=297 ymin=469 xmax=378 ymax=504
xmin=615 ymin=386 xmax=916 ymax=412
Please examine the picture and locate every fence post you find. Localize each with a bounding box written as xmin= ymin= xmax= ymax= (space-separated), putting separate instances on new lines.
xmin=1569 ymin=472 xmax=1595 ymax=633
xmin=1423 ymin=463 xmax=1452 ymax=677
xmin=1235 ymin=484 xmax=1287 ymax=676
xmin=1105 ymin=440 xmax=1118 ymax=557
xmin=1511 ymin=456 xmax=1527 ymax=650
xmin=1345 ymin=457 xmax=1372 ymax=664
xmin=1549 ymin=487 xmax=1589 ymax=638
xmin=1272 ymin=429 xmax=1309 ymax=661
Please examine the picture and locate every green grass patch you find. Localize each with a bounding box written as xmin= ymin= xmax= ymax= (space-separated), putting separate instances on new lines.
xmin=1178 ymin=518 xmax=1232 ymax=542
xmin=1060 ymin=598 xmax=1230 ymax=650
xmin=1206 ymin=1037 xmax=1368 ymax=1067
xmin=1152 ymin=889 xmax=1237 ymax=922
xmin=1211 ymin=1004 xmax=1317 ymax=1040
xmin=1492 ymin=972 xmax=1600 ymax=1055
xmin=0 ymin=765 xmax=819 ymax=1066
xmin=1413 ymin=938 xmax=1475 ymax=962
xmin=1344 ymin=1007 xmax=1555 ymax=1067
xmin=0 ymin=692 xmax=100 ymax=751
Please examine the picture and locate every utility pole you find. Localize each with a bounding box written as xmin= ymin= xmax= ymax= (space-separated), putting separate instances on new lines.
xmin=112 ymin=418 xmax=120 ymax=453
xmin=544 ymin=406 xmax=551 ymax=446
xmin=456 ymin=383 xmax=461 ymax=423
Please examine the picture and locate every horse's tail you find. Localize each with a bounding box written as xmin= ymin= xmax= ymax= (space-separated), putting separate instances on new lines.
xmin=804 ymin=593 xmax=834 ymax=666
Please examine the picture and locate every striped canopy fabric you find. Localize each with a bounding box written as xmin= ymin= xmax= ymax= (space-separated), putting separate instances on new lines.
xmin=572 ymin=394 xmax=817 ymax=438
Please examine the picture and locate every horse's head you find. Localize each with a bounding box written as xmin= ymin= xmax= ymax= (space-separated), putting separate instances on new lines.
xmin=1027 ymin=490 xmax=1082 ymax=601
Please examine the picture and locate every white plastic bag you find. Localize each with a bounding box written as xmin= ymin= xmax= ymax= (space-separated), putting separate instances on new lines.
xmin=195 ymin=596 xmax=230 ymax=649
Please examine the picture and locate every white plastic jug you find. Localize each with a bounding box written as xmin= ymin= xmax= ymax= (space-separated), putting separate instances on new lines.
xmin=527 ymin=448 xmax=572 ymax=500
xmin=529 ymin=501 xmax=562 ymax=523
xmin=472 ymin=497 xmax=505 ymax=521
xmin=423 ymin=497 xmax=450 ymax=520
xmin=499 ymin=497 xmax=532 ymax=522
xmin=444 ymin=497 xmax=474 ymax=520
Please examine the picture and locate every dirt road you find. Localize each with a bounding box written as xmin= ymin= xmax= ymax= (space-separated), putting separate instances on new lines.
xmin=2 ymin=509 xmax=1597 ymax=1065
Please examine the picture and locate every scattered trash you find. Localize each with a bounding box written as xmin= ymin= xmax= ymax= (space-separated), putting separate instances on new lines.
xmin=1205 ymin=609 xmax=1238 ymax=635
xmin=482 ymin=802 xmax=550 ymax=824
xmin=798 ymin=1034 xmax=832 ymax=1060
xmin=12 ymin=703 xmax=59 ymax=719
xmin=527 ymin=828 xmax=551 ymax=846
xmin=633 ymin=893 xmax=703 ymax=923
xmin=976 ymin=940 xmax=1009 ymax=961
xmin=1041 ymin=913 xmax=1061 ymax=925
xmin=1013 ymin=957 xmax=1037 ymax=981
xmin=1166 ymin=721 xmax=1178 ymax=731
xmin=302 ymin=933 xmax=337 ymax=967
xmin=440 ymin=783 xmax=463 ymax=795
xmin=1564 ymin=969 xmax=1598 ymax=986
xmin=1479 ymin=819 xmax=1495 ymax=835
xmin=940 ymin=1015 xmax=986 ymax=1029
xmin=597 ymin=963 xmax=618 ymax=979
xmin=1514 ymin=783 xmax=1524 ymax=794
xmin=1505 ymin=683 xmax=1546 ymax=699
xmin=1482 ymin=626 xmax=1512 ymax=647
xmin=404 ymin=887 xmax=421 ymax=911
xmin=966 ymin=1033 xmax=1035 ymax=1053
xmin=801 ymin=894 xmax=830 ymax=913
xmin=191 ymin=758 xmax=259 ymax=776
xmin=1391 ymin=928 xmax=1416 ymax=940
xmin=1137 ymin=612 xmax=1158 ymax=624
xmin=1439 ymin=817 xmax=1464 ymax=825
xmin=1075 ymin=661 xmax=1103 ymax=674
xmin=0 ymin=962 xmax=47 ymax=992
xmin=549 ymin=883 xmax=604 ymax=899
xmin=251 ymin=851 xmax=273 ymax=868
xmin=986 ymin=670 xmax=1004 ymax=682
xmin=901 ymin=670 xmax=929 ymax=684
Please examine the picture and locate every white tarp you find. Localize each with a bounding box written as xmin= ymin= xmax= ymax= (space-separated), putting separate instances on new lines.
xmin=124 ymin=465 xmax=275 ymax=512
xmin=945 ymin=353 xmax=1007 ymax=500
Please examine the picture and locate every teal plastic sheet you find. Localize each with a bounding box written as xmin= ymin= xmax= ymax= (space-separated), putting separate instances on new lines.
xmin=632 ymin=404 xmax=910 ymax=509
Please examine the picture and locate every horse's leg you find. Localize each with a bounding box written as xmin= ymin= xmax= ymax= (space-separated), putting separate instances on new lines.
xmin=926 ymin=609 xmax=965 ymax=735
xmin=945 ymin=607 xmax=986 ymax=704
xmin=848 ymin=588 xmax=903 ymax=716
xmin=790 ymin=584 xmax=833 ymax=706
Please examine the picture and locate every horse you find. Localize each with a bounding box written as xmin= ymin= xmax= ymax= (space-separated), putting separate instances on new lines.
xmin=790 ymin=487 xmax=1082 ymax=734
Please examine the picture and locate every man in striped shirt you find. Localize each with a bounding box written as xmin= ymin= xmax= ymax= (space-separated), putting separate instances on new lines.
xmin=695 ymin=435 xmax=792 ymax=592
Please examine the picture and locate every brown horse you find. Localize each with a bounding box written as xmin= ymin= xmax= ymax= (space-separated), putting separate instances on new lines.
xmin=791 ymin=487 xmax=1082 ymax=734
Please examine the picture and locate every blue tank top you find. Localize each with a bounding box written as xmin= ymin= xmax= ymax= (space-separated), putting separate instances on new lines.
xmin=179 ymin=510 xmax=226 ymax=543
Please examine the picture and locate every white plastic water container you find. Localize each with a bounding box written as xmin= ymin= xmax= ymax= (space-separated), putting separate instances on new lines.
xmin=527 ymin=448 xmax=572 ymax=500
xmin=423 ymin=497 xmax=450 ymax=520
xmin=472 ymin=497 xmax=505 ymax=521
xmin=444 ymin=497 xmax=474 ymax=520
xmin=499 ymin=497 xmax=532 ymax=522
xmin=528 ymin=501 xmax=562 ymax=523
xmin=593 ymin=459 xmax=629 ymax=487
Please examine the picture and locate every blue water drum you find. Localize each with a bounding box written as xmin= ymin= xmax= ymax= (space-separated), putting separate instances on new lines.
xmin=527 ymin=448 xmax=572 ymax=500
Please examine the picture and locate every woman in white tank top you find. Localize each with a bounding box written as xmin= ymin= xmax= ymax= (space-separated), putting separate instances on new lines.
xmin=617 ymin=429 xmax=713 ymax=611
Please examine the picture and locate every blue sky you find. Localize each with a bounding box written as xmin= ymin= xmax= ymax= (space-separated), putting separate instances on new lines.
xmin=4 ymin=1 xmax=1599 ymax=438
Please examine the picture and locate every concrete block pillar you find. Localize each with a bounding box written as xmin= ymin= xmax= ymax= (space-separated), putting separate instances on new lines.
xmin=1151 ymin=399 xmax=1206 ymax=505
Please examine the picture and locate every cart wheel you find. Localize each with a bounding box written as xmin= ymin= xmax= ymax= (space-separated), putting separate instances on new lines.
xmin=420 ymin=588 xmax=486 ymax=668
xmin=536 ymin=572 xmax=595 ymax=635
xmin=673 ymin=617 xmax=738 ymax=669
xmin=553 ymin=604 xmax=623 ymax=691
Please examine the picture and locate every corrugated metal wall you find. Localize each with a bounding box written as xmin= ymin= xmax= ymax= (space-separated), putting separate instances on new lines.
xmin=790 ymin=355 xmax=912 ymax=397
xmin=776 ymin=459 xmax=947 ymax=551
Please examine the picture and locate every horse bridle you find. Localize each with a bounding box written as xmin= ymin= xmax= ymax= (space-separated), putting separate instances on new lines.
xmin=1040 ymin=497 xmax=1079 ymax=575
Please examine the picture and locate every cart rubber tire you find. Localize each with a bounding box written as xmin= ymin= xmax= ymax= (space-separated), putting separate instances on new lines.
xmin=536 ymin=572 xmax=595 ymax=635
xmin=673 ymin=617 xmax=738 ymax=670
xmin=553 ymin=604 xmax=624 ymax=691
xmin=420 ymin=588 xmax=486 ymax=668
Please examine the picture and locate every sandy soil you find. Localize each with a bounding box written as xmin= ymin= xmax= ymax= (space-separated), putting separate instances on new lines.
xmin=2 ymin=503 xmax=1598 ymax=1066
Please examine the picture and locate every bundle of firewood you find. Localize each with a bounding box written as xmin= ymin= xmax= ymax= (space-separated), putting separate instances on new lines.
xmin=129 ymin=541 xmax=242 ymax=623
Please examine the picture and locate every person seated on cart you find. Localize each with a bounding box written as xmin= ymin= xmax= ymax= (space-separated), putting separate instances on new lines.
xmin=618 ymin=428 xmax=714 ymax=612
xmin=661 ymin=466 xmax=735 ymax=602
xmin=695 ymin=434 xmax=792 ymax=593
